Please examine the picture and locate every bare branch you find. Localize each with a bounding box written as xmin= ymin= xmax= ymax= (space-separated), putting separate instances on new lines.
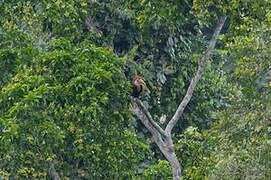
xmin=165 ymin=16 xmax=227 ymax=133
xmin=131 ymin=100 xmax=164 ymax=144
xmin=134 ymin=98 xmax=167 ymax=137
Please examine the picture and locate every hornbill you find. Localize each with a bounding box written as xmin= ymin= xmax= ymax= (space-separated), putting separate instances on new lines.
xmin=132 ymin=76 xmax=147 ymax=97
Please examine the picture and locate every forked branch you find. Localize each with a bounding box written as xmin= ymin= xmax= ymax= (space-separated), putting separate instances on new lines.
xmin=134 ymin=98 xmax=167 ymax=137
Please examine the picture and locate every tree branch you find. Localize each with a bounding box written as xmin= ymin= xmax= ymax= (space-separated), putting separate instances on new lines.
xmin=165 ymin=15 xmax=227 ymax=133
xmin=132 ymin=99 xmax=164 ymax=144
xmin=134 ymin=98 xmax=167 ymax=137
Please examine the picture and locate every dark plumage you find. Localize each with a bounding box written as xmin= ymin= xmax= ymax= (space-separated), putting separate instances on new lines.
xmin=132 ymin=84 xmax=143 ymax=97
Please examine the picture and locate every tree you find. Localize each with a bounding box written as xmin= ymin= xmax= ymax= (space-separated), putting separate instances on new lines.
xmin=130 ymin=0 xmax=271 ymax=179
xmin=132 ymin=15 xmax=226 ymax=180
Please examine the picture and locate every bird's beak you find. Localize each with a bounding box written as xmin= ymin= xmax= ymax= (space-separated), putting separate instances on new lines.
xmin=139 ymin=79 xmax=146 ymax=86
xmin=139 ymin=79 xmax=150 ymax=92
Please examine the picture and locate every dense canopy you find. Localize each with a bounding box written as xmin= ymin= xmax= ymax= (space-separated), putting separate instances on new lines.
xmin=0 ymin=0 xmax=270 ymax=179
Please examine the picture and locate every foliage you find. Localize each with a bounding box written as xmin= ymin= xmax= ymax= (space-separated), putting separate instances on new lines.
xmin=142 ymin=160 xmax=172 ymax=180
xmin=214 ymin=103 xmax=271 ymax=179
xmin=0 ymin=48 xmax=19 ymax=87
xmin=1 ymin=0 xmax=271 ymax=179
xmin=0 ymin=0 xmax=228 ymax=132
xmin=175 ymin=127 xmax=218 ymax=179
xmin=0 ymin=38 xmax=149 ymax=179
xmin=210 ymin=11 xmax=271 ymax=179
xmin=193 ymin=0 xmax=271 ymax=27
xmin=0 ymin=0 xmax=136 ymax=50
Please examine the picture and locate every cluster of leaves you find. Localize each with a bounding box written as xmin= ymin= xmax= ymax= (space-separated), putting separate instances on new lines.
xmin=214 ymin=100 xmax=271 ymax=179
xmin=0 ymin=0 xmax=136 ymax=51
xmin=0 ymin=36 xmax=151 ymax=178
xmin=143 ymin=160 xmax=172 ymax=180
xmin=175 ymin=127 xmax=218 ymax=179
xmin=210 ymin=11 xmax=271 ymax=179
xmin=0 ymin=1 xmax=156 ymax=178
xmin=193 ymin=0 xmax=270 ymax=27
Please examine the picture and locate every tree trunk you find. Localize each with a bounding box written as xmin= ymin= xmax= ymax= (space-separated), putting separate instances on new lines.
xmin=170 ymin=154 xmax=182 ymax=180
xmin=155 ymin=136 xmax=182 ymax=180
xmin=161 ymin=147 xmax=182 ymax=180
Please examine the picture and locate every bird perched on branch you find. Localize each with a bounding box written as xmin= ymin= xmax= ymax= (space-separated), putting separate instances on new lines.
xmin=132 ymin=76 xmax=147 ymax=97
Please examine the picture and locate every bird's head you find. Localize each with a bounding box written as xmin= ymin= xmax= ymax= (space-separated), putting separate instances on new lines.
xmin=132 ymin=76 xmax=149 ymax=92
xmin=133 ymin=76 xmax=146 ymax=87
